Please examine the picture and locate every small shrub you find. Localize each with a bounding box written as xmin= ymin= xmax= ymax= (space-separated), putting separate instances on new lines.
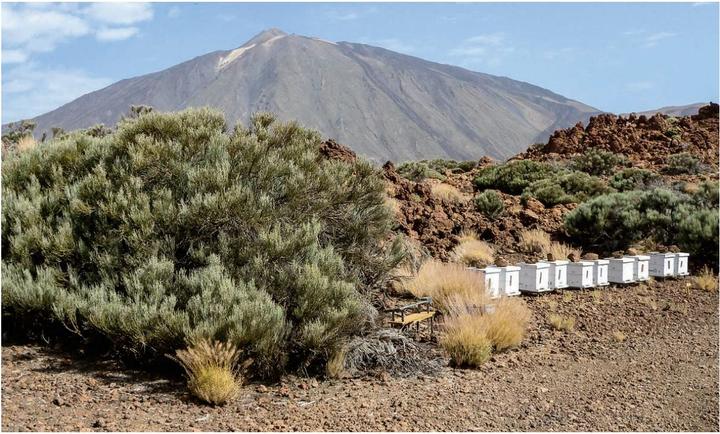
xmin=693 ymin=266 xmax=717 ymax=292
xmin=440 ymin=314 xmax=493 ymax=367
xmin=548 ymin=314 xmax=575 ymax=332
xmin=483 ymin=298 xmax=531 ymax=351
xmin=452 ymin=234 xmax=495 ymax=267
xmin=474 ymin=190 xmax=504 ymax=219
xmin=519 ymin=229 xmax=551 ymax=254
xmin=172 ymin=340 xmax=242 ymax=405
xmin=664 ymin=152 xmax=702 ymax=175
xmin=431 ymin=183 xmax=466 ymax=203
xmin=570 ymin=149 xmax=627 ymax=176
xmin=609 ymin=168 xmax=660 ymax=191
xmin=397 ymin=161 xmax=446 ymax=182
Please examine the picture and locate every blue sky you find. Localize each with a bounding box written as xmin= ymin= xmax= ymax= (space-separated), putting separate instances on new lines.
xmin=2 ymin=2 xmax=718 ymax=123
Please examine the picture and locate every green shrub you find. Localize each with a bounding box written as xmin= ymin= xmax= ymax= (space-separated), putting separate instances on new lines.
xmin=564 ymin=188 xmax=718 ymax=262
xmin=397 ymin=159 xmax=476 ymax=182
xmin=474 ymin=160 xmax=554 ymax=195
xmin=521 ymin=170 xmax=610 ymax=206
xmin=664 ymin=152 xmax=702 ymax=175
xmin=570 ymin=149 xmax=627 ymax=176
xmin=2 ymin=109 xmax=403 ymax=377
xmin=474 ymin=190 xmax=504 ymax=219
xmin=609 ymin=168 xmax=660 ymax=191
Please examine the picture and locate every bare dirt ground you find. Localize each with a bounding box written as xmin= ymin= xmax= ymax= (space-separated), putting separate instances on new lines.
xmin=2 ymin=278 xmax=718 ymax=432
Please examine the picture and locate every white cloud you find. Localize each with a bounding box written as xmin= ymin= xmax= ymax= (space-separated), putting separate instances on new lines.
xmin=449 ymin=33 xmax=514 ymax=67
xmin=2 ymin=63 xmax=112 ymax=123
xmin=361 ymin=38 xmax=415 ymax=54
xmin=96 ymin=27 xmax=140 ymax=42
xmin=642 ymin=32 xmax=677 ymax=48
xmin=2 ymin=49 xmax=29 ymax=64
xmin=83 ymin=3 xmax=153 ymax=26
xmin=625 ymin=81 xmax=655 ymax=92
xmin=2 ymin=3 xmax=153 ymax=61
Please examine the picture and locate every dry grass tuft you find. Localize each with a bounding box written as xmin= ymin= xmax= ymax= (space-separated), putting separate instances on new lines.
xmin=16 ymin=135 xmax=36 ymax=152
xmin=693 ymin=266 xmax=717 ymax=292
xmin=384 ymin=195 xmax=402 ymax=217
xmin=431 ymin=183 xmax=466 ymax=203
xmin=547 ymin=241 xmax=582 ymax=261
xmin=398 ymin=260 xmax=487 ymax=313
xmin=452 ymin=233 xmax=495 ymax=267
xmin=562 ymin=291 xmax=574 ymax=303
xmin=458 ymin=229 xmax=480 ymax=244
xmin=440 ymin=314 xmax=493 ymax=367
xmin=484 ymin=298 xmax=531 ymax=351
xmin=612 ymin=330 xmax=626 ymax=342
xmin=326 ymin=346 xmax=347 ymax=379
xmin=548 ymin=313 xmax=575 ymax=332
xmin=519 ymin=229 xmax=552 ymax=254
xmin=172 ymin=339 xmax=242 ymax=405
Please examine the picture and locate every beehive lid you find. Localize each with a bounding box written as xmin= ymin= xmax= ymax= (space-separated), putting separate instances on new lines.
xmin=501 ymin=265 xmax=521 ymax=271
xmin=676 ymin=252 xmax=689 ymax=257
xmin=481 ymin=266 xmax=501 ymax=274
xmin=609 ymin=257 xmax=635 ymax=263
xmin=592 ymin=259 xmax=610 ymax=265
xmin=568 ymin=261 xmax=593 ymax=267
xmin=549 ymin=260 xmax=569 ymax=265
xmin=649 ymin=252 xmax=675 ymax=258
xmin=519 ymin=262 xmax=549 ymax=269
xmin=627 ymin=255 xmax=650 ymax=260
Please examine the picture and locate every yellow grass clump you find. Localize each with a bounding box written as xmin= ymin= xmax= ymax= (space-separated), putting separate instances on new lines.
xmin=172 ymin=340 xmax=242 ymax=406
xmin=452 ymin=232 xmax=495 ymax=267
xmin=431 ymin=183 xmax=466 ymax=203
xmin=693 ymin=266 xmax=717 ymax=292
xmin=326 ymin=346 xmax=347 ymax=379
xmin=519 ymin=229 xmax=551 ymax=254
xmin=398 ymin=260 xmax=487 ymax=313
xmin=546 ymin=241 xmax=582 ymax=261
xmin=440 ymin=314 xmax=493 ymax=367
xmin=16 ymin=135 xmax=36 ymax=152
xmin=612 ymin=330 xmax=627 ymax=342
xmin=548 ymin=313 xmax=575 ymax=332
xmin=483 ymin=298 xmax=531 ymax=351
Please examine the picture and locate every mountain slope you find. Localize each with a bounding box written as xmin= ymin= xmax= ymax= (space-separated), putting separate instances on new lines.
xmin=20 ymin=28 xmax=600 ymax=162
xmin=622 ymin=103 xmax=709 ymax=118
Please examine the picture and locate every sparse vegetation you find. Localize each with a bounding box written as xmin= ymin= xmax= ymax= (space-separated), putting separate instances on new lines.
xmin=474 ymin=190 xmax=504 ymax=219
xmin=2 ymin=109 xmax=404 ymax=377
xmin=474 ymin=160 xmax=555 ymax=195
xmin=431 ymin=183 xmax=466 ymax=203
xmin=547 ymin=241 xmax=581 ymax=262
xmin=692 ymin=266 xmax=717 ymax=292
xmin=398 ymin=260 xmax=487 ymax=313
xmin=519 ymin=229 xmax=552 ymax=254
xmin=548 ymin=313 xmax=575 ymax=332
xmin=397 ymin=159 xmax=476 ymax=182
xmin=521 ymin=170 xmax=610 ymax=206
xmin=171 ymin=340 xmax=242 ymax=405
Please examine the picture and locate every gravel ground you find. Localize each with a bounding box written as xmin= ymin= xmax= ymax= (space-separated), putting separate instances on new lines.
xmin=2 ymin=278 xmax=718 ymax=431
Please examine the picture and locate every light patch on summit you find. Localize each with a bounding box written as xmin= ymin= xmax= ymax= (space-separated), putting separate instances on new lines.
xmin=218 ymin=44 xmax=256 ymax=69
xmin=262 ymin=35 xmax=286 ymax=46
xmin=312 ymin=37 xmax=337 ymax=45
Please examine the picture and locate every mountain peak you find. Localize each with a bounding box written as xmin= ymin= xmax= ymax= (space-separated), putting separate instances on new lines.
xmin=244 ymin=28 xmax=288 ymax=46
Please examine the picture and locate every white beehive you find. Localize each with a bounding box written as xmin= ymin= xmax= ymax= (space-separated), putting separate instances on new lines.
xmin=543 ymin=260 xmax=568 ymax=290
xmin=518 ymin=262 xmax=550 ymax=294
xmin=499 ymin=265 xmax=521 ymax=296
xmin=591 ymin=259 xmax=610 ymax=286
xmin=649 ymin=252 xmax=675 ymax=277
xmin=674 ymin=253 xmax=689 ymax=276
xmin=627 ymin=255 xmax=650 ymax=281
xmin=608 ymin=257 xmax=635 ymax=284
xmin=567 ymin=261 xmax=594 ymax=289
xmin=468 ymin=266 xmax=502 ymax=298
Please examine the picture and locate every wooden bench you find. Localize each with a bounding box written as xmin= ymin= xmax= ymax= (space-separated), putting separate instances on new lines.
xmin=388 ymin=297 xmax=436 ymax=336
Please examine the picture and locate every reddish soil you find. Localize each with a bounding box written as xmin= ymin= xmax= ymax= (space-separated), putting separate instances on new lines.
xmin=3 ymin=279 xmax=717 ymax=432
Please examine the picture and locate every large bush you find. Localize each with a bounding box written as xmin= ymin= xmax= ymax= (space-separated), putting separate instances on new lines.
xmin=609 ymin=168 xmax=660 ymax=191
xmin=564 ymin=187 xmax=719 ymax=262
xmin=570 ymin=149 xmax=627 ymax=176
xmin=521 ymin=170 xmax=610 ymax=206
xmin=474 ymin=160 xmax=555 ymax=195
xmin=663 ymin=152 xmax=702 ymax=175
xmin=2 ymin=109 xmax=402 ymax=377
